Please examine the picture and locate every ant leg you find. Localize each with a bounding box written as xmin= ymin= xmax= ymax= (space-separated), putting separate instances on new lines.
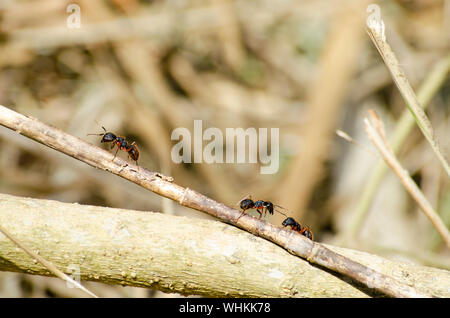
xmin=133 ymin=159 xmax=140 ymax=172
xmin=236 ymin=208 xmax=247 ymax=222
xmin=257 ymin=208 xmax=263 ymax=219
xmin=118 ymin=163 xmax=128 ymax=173
xmin=112 ymin=145 xmax=119 ymax=161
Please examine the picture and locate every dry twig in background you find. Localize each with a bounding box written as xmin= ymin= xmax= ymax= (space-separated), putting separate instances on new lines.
xmin=367 ymin=25 xmax=450 ymax=178
xmin=347 ymin=54 xmax=450 ymax=242
xmin=276 ymin=0 xmax=370 ymax=221
xmin=364 ymin=110 xmax=450 ymax=248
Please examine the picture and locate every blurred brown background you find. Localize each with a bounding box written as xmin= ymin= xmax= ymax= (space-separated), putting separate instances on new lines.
xmin=0 ymin=0 xmax=448 ymax=297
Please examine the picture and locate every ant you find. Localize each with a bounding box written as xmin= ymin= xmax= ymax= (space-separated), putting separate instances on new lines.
xmin=87 ymin=126 xmax=140 ymax=165
xmin=282 ymin=217 xmax=314 ymax=240
xmin=237 ymin=195 xmax=288 ymax=220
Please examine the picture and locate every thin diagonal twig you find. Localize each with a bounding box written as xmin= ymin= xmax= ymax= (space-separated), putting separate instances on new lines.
xmin=364 ymin=110 xmax=450 ymax=248
xmin=336 ymin=129 xmax=378 ymax=158
xmin=348 ymin=53 xmax=450 ymax=242
xmin=0 ymin=105 xmax=432 ymax=297
xmin=0 ymin=223 xmax=98 ymax=298
xmin=367 ymin=26 xmax=450 ymax=178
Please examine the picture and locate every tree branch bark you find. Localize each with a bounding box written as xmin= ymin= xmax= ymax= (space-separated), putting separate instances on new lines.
xmin=1 ymin=193 xmax=449 ymax=298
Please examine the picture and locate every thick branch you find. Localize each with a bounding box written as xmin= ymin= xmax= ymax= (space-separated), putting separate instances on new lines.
xmin=0 ymin=105 xmax=434 ymax=297
xmin=0 ymin=193 xmax=449 ymax=297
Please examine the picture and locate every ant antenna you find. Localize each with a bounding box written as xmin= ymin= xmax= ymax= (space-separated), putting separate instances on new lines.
xmin=274 ymin=208 xmax=288 ymax=217
xmin=274 ymin=204 xmax=288 ymax=210
xmin=272 ymin=203 xmax=290 ymax=217
xmin=87 ymin=124 xmax=107 ymax=137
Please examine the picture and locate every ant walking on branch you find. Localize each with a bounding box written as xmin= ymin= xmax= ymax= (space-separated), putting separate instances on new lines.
xmin=87 ymin=126 xmax=140 ymax=165
xmin=282 ymin=217 xmax=314 ymax=240
xmin=237 ymin=195 xmax=288 ymax=220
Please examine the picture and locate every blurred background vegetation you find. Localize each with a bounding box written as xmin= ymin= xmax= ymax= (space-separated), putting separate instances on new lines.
xmin=0 ymin=0 xmax=448 ymax=297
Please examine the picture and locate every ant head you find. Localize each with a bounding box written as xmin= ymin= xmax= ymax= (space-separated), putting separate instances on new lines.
xmin=240 ymin=198 xmax=254 ymax=209
xmin=101 ymin=132 xmax=117 ymax=143
xmin=282 ymin=217 xmax=297 ymax=227
xmin=262 ymin=201 xmax=274 ymax=210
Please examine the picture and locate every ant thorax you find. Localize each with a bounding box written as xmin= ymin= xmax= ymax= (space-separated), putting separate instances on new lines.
xmin=116 ymin=137 xmax=128 ymax=149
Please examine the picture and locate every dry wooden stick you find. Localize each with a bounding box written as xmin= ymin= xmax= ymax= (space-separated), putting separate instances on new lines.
xmin=349 ymin=54 xmax=450 ymax=242
xmin=0 ymin=223 xmax=98 ymax=298
xmin=367 ymin=26 xmax=450 ymax=178
xmin=0 ymin=105 xmax=433 ymax=297
xmin=364 ymin=110 xmax=450 ymax=248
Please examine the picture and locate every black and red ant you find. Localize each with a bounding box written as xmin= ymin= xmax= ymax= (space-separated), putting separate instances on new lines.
xmin=282 ymin=217 xmax=314 ymax=240
xmin=237 ymin=195 xmax=288 ymax=220
xmin=88 ymin=126 xmax=140 ymax=165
